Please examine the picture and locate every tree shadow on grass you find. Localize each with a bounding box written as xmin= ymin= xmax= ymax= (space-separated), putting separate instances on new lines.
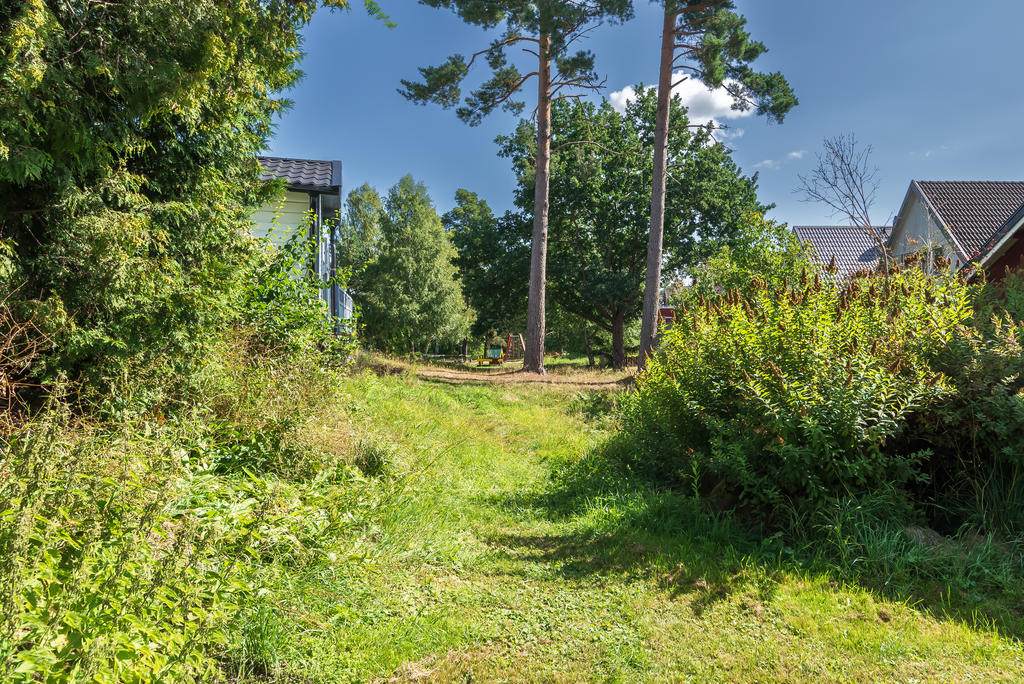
xmin=479 ymin=436 xmax=773 ymax=618
xmin=483 ymin=433 xmax=1024 ymax=639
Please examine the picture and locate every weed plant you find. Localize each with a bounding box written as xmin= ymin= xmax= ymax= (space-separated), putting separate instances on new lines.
xmin=624 ymin=262 xmax=1023 ymax=538
xmin=0 ymin=219 xmax=367 ymax=680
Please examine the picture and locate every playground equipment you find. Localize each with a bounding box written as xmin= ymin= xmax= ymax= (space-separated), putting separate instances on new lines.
xmin=476 ymin=333 xmax=526 ymax=366
xmin=477 ymin=343 xmax=505 ymax=366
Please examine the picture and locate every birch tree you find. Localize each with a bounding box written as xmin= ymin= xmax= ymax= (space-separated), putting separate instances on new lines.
xmin=638 ymin=0 xmax=798 ymax=370
xmin=399 ymin=0 xmax=633 ymax=374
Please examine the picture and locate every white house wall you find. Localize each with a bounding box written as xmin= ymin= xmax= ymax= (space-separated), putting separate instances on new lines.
xmin=251 ymin=190 xmax=314 ymax=247
xmin=891 ymin=192 xmax=962 ymax=269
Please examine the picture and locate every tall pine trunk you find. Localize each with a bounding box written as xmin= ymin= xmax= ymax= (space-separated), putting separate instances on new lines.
xmin=524 ymin=32 xmax=552 ymax=374
xmin=638 ymin=8 xmax=676 ymax=372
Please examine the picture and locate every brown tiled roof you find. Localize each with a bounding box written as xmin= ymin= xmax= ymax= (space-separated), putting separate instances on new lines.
xmin=793 ymin=225 xmax=892 ymax=277
xmin=915 ymin=181 xmax=1024 ymax=259
xmin=258 ymin=156 xmax=341 ymax=191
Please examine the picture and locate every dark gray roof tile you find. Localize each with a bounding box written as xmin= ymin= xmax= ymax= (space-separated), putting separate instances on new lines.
xmin=793 ymin=225 xmax=892 ymax=277
xmin=258 ymin=156 xmax=339 ymax=191
xmin=915 ymin=181 xmax=1024 ymax=259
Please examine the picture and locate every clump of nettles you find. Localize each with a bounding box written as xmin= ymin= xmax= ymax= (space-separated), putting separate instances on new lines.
xmin=623 ymin=265 xmax=1024 ymax=533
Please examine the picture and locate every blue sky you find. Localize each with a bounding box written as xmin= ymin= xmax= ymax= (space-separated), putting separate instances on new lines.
xmin=266 ymin=0 xmax=1024 ymax=227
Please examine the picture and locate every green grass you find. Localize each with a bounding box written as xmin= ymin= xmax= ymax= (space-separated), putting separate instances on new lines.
xmin=245 ymin=369 xmax=1024 ymax=682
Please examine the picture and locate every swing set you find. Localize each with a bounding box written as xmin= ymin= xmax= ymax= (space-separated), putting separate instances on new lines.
xmin=476 ymin=333 xmax=526 ymax=366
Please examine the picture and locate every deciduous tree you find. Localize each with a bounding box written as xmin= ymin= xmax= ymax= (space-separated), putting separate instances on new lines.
xmin=359 ymin=176 xmax=474 ymax=353
xmin=499 ymin=90 xmax=764 ymax=368
xmin=443 ymin=189 xmax=529 ymax=337
xmin=797 ymin=133 xmax=890 ymax=270
xmin=338 ymin=183 xmax=385 ymax=290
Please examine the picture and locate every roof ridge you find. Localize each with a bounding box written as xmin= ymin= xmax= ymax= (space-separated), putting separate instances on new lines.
xmin=257 ymin=154 xmax=336 ymax=165
xmin=917 ymin=180 xmax=1024 ymax=184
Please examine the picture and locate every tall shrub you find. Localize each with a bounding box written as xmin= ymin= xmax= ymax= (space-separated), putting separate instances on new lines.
xmin=623 ymin=267 xmax=979 ymax=527
xmin=0 ymin=0 xmax=354 ymax=393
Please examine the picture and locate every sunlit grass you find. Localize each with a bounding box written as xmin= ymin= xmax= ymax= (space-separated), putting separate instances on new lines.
xmin=247 ymin=365 xmax=1024 ymax=682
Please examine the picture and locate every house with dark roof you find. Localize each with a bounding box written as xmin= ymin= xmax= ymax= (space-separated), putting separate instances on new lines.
xmin=792 ymin=225 xmax=892 ymax=277
xmin=254 ymin=156 xmax=353 ymax=320
xmin=887 ymin=181 xmax=1024 ymax=277
xmin=795 ymin=181 xmax=1024 ymax=281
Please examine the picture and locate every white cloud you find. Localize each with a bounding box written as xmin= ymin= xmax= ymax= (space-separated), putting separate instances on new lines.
xmin=787 ymin=150 xmax=807 ymax=160
xmin=754 ymin=159 xmax=780 ymax=170
xmin=608 ymin=85 xmax=639 ymax=114
xmin=608 ymin=74 xmax=754 ymax=128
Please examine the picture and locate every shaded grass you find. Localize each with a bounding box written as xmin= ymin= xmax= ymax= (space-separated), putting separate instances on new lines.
xmin=246 ymin=366 xmax=1024 ymax=682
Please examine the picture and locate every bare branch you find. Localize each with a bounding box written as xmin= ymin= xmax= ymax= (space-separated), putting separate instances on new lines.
xmin=796 ymin=133 xmax=890 ymax=270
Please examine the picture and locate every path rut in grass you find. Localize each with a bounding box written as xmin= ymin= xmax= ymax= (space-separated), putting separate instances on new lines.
xmin=270 ymin=371 xmax=1024 ymax=683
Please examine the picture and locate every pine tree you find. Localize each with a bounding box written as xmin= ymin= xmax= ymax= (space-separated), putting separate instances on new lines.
xmin=399 ymin=0 xmax=634 ymax=373
xmin=638 ymin=0 xmax=797 ymax=370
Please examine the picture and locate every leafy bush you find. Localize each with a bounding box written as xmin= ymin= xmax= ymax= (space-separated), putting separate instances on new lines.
xmin=242 ymin=216 xmax=357 ymax=363
xmin=623 ymin=265 xmax=1023 ymax=532
xmin=0 ymin=346 xmax=374 ymax=678
xmin=0 ymin=409 xmax=246 ymax=681
xmin=688 ymin=213 xmax=817 ymax=299
xmin=1 ymin=0 xmax=338 ymax=395
xmin=916 ymin=274 xmax=1024 ymax=532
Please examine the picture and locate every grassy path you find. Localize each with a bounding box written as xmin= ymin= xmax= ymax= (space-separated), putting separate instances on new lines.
xmin=264 ymin=369 xmax=1024 ymax=682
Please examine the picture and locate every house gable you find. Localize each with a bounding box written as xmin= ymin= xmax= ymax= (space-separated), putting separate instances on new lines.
xmin=888 ymin=183 xmax=964 ymax=270
xmin=254 ymin=156 xmax=352 ymax=321
xmin=976 ymin=202 xmax=1024 ymax=278
xmin=890 ymin=181 xmax=1024 ymax=271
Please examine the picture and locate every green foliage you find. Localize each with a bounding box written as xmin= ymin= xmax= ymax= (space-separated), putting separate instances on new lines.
xmin=228 ymin=593 xmax=285 ymax=678
xmin=359 ymin=176 xmax=474 ymax=354
xmin=622 ymin=265 xmax=1024 ymax=531
xmin=400 ymin=1 xmax=634 ymax=124
xmin=242 ymin=214 xmax=358 ymax=364
xmin=443 ymin=189 xmax=529 ymax=337
xmin=667 ymin=1 xmax=798 ymax=123
xmin=0 ymin=409 xmax=245 ymax=681
xmin=0 ymin=329 xmax=376 ymax=679
xmin=491 ymin=90 xmax=764 ymax=367
xmin=910 ymin=278 xmax=1024 ymax=531
xmin=338 ymin=183 xmax=385 ymax=282
xmin=0 ymin=0 xmax=365 ymax=396
xmin=689 ymin=213 xmax=817 ymax=298
xmin=353 ymin=439 xmax=394 ymax=478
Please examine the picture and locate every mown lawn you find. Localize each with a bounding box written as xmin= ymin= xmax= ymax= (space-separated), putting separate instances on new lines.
xmin=248 ymin=366 xmax=1024 ymax=682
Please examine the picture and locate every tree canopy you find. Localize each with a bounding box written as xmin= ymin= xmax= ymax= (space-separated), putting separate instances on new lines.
xmin=359 ymin=176 xmax=474 ymax=353
xmin=0 ymin=0 xmax=384 ymax=390
xmin=638 ymin=0 xmax=797 ymax=369
xmin=496 ymin=88 xmax=764 ymax=368
xmin=400 ymin=0 xmax=635 ymax=373
xmin=443 ymin=190 xmax=529 ymax=338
